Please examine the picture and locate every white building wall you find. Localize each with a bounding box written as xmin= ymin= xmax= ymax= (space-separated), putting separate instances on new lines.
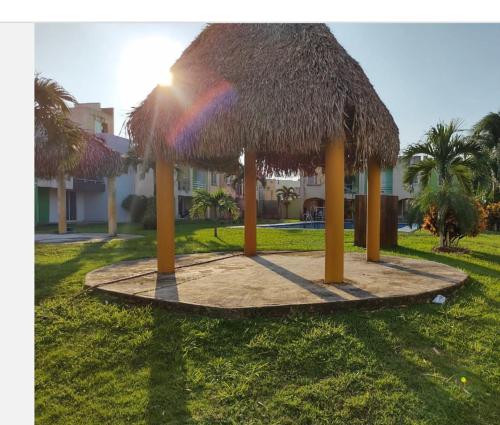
xmin=83 ymin=192 xmax=107 ymax=222
xmin=135 ymin=166 xmax=155 ymax=197
xmin=114 ymin=168 xmax=136 ymax=223
xmin=48 ymin=188 xmax=58 ymax=223
xmin=76 ymin=192 xmax=85 ymax=221
xmin=392 ymin=160 xmax=414 ymax=199
xmin=37 ymin=177 xmax=73 ymax=190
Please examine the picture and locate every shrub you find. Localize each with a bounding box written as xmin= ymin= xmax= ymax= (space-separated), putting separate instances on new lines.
xmin=409 ymin=184 xmax=487 ymax=249
xmin=421 ymin=200 xmax=488 ymax=247
xmin=121 ymin=194 xmax=148 ymax=223
xmin=142 ymin=197 xmax=156 ymax=230
xmin=486 ymin=202 xmax=500 ymax=231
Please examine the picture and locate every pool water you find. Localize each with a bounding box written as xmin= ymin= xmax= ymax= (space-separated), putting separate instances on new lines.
xmin=258 ymin=220 xmax=409 ymax=230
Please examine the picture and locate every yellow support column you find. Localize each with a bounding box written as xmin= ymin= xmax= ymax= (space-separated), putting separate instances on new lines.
xmin=57 ymin=172 xmax=67 ymax=234
xmin=324 ymin=139 xmax=344 ymax=283
xmin=244 ymin=150 xmax=257 ymax=256
xmin=107 ymin=175 xmax=117 ymax=236
xmin=367 ymin=159 xmax=381 ymax=262
xmin=156 ymin=157 xmax=175 ymax=273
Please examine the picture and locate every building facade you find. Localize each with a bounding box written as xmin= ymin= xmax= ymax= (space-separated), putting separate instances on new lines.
xmin=34 ymin=101 xmax=238 ymax=225
xmin=35 ymin=103 xmax=130 ymax=226
xmin=299 ymin=156 xmax=422 ymax=221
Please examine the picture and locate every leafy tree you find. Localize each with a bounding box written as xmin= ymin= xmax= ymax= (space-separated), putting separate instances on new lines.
xmin=189 ymin=189 xmax=240 ymax=237
xmin=408 ymin=184 xmax=486 ymax=249
xmin=228 ymin=163 xmax=267 ymax=195
xmin=276 ymin=185 xmax=299 ymax=219
xmin=472 ymin=111 xmax=500 ymax=201
xmin=402 ymin=120 xmax=485 ymax=193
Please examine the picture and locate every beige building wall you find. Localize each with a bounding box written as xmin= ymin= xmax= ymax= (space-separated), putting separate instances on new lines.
xmin=69 ymin=103 xmax=114 ymax=135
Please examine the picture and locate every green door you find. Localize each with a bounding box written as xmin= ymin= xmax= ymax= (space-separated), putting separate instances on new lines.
xmin=38 ymin=187 xmax=50 ymax=224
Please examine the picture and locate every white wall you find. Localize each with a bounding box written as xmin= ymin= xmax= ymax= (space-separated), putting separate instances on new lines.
xmin=114 ymin=169 xmax=136 ymax=223
xmin=83 ymin=191 xmax=107 ymax=222
xmin=135 ymin=166 xmax=155 ymax=197
xmin=48 ymin=188 xmax=58 ymax=223
xmin=76 ymin=192 xmax=85 ymax=221
xmin=37 ymin=177 xmax=73 ymax=189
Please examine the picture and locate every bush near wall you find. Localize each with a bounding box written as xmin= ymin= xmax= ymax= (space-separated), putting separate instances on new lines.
xmin=142 ymin=197 xmax=156 ymax=230
xmin=121 ymin=195 xmax=148 ymax=223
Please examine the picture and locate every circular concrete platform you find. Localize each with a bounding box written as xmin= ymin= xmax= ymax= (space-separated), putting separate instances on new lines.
xmin=85 ymin=251 xmax=468 ymax=317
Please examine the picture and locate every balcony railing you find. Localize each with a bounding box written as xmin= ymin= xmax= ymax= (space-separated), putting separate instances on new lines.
xmin=73 ymin=178 xmax=105 ymax=192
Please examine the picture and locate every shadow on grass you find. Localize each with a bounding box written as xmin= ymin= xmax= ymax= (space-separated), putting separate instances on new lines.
xmin=387 ymin=245 xmax=500 ymax=278
xmin=342 ymin=304 xmax=499 ymax=424
xmin=35 ymin=238 xmax=156 ymax=304
xmin=145 ymin=307 xmax=191 ymax=424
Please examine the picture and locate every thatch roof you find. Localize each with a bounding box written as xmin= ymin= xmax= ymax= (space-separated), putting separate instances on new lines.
xmin=127 ymin=24 xmax=399 ymax=174
xmin=36 ymin=131 xmax=123 ymax=179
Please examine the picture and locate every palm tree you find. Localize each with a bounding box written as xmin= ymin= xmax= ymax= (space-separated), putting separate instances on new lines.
xmin=189 ymin=189 xmax=240 ymax=237
xmin=402 ymin=120 xmax=484 ymax=193
xmin=472 ymin=111 xmax=500 ymax=201
xmin=276 ymin=185 xmax=299 ymax=219
xmin=35 ymin=74 xmax=76 ymax=129
xmin=34 ymin=75 xmax=84 ymax=233
xmin=408 ymin=183 xmax=482 ymax=249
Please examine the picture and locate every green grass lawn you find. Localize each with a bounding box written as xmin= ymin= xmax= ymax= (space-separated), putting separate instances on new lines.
xmin=35 ymin=222 xmax=500 ymax=424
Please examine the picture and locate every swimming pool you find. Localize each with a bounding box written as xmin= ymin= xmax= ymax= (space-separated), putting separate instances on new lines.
xmin=258 ymin=220 xmax=410 ymax=230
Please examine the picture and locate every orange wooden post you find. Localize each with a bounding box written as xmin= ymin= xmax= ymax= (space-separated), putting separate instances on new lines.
xmin=244 ymin=150 xmax=257 ymax=256
xmin=156 ymin=157 xmax=175 ymax=273
xmin=324 ymin=139 xmax=344 ymax=283
xmin=367 ymin=159 xmax=381 ymax=262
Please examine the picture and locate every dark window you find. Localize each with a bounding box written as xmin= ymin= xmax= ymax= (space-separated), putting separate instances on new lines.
xmin=66 ymin=190 xmax=77 ymax=221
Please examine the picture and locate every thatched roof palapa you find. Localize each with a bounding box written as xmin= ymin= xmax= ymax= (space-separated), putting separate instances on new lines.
xmin=127 ymin=24 xmax=399 ymax=175
xmin=36 ymin=131 xmax=123 ymax=179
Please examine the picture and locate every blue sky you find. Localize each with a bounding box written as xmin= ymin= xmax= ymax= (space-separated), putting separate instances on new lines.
xmin=35 ymin=23 xmax=500 ymax=151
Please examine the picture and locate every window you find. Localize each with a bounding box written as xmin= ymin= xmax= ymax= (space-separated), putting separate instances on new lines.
xmin=381 ymin=169 xmax=393 ymax=194
xmin=192 ymin=168 xmax=208 ymax=190
xmin=94 ymin=119 xmax=103 ymax=133
xmin=66 ymin=190 xmax=77 ymax=221
xmin=211 ymin=172 xmax=218 ymax=186
xmin=177 ymin=167 xmax=191 ymax=192
xmin=344 ymin=175 xmax=356 ymax=193
xmin=306 ymin=174 xmax=321 ymax=185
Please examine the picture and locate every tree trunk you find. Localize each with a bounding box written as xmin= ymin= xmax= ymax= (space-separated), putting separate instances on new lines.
xmin=57 ymin=173 xmax=67 ymax=234
xmin=285 ymin=203 xmax=289 ymax=219
xmin=214 ymin=207 xmax=219 ymax=238
xmin=439 ymin=233 xmax=446 ymax=248
xmin=107 ymin=176 xmax=117 ymax=236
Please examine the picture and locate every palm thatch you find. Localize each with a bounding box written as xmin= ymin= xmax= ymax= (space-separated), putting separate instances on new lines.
xmin=127 ymin=85 xmax=241 ymax=174
xmin=127 ymin=24 xmax=399 ymax=174
xmin=36 ymin=131 xmax=123 ymax=179
xmin=72 ymin=134 xmax=124 ymax=178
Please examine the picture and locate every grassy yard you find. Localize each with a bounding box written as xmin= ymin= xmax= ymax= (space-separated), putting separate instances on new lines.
xmin=35 ymin=222 xmax=499 ymax=424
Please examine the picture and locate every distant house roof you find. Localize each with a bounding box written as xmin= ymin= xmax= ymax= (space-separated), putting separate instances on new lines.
xmin=97 ymin=133 xmax=130 ymax=155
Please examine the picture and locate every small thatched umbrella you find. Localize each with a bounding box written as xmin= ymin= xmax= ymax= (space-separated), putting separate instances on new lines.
xmin=127 ymin=24 xmax=400 ymax=282
xmin=36 ymin=131 xmax=123 ymax=235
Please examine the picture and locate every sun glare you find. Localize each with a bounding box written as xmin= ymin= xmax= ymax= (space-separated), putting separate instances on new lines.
xmin=158 ymin=71 xmax=173 ymax=87
xmin=118 ymin=36 xmax=183 ymax=107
